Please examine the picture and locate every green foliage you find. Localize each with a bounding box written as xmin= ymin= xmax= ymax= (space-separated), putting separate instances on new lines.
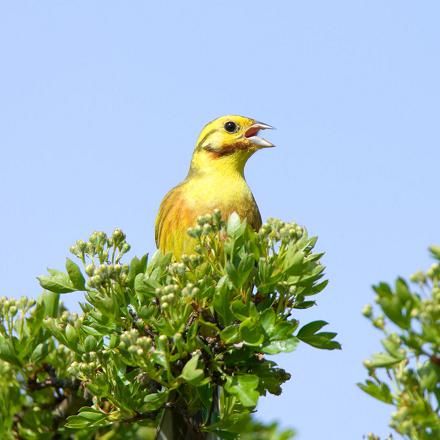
xmin=359 ymin=246 xmax=440 ymax=440
xmin=0 ymin=212 xmax=338 ymax=438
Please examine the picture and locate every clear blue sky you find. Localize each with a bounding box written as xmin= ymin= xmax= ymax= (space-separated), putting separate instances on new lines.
xmin=1 ymin=1 xmax=439 ymax=438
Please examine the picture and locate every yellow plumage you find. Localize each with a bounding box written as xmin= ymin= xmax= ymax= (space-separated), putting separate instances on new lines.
xmin=155 ymin=115 xmax=274 ymax=259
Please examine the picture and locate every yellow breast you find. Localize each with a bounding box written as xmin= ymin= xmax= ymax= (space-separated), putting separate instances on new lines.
xmin=155 ymin=172 xmax=261 ymax=259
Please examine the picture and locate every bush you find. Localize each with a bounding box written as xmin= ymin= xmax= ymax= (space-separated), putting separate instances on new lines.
xmin=0 ymin=212 xmax=338 ymax=439
xmin=360 ymin=246 xmax=440 ymax=440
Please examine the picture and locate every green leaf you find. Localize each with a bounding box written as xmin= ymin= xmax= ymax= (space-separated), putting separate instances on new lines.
xmin=65 ymin=407 xmax=110 ymax=429
xmin=299 ymin=334 xmax=341 ymax=350
xmin=283 ymin=246 xmax=304 ymax=274
xmin=357 ymin=380 xmax=393 ymax=404
xmin=134 ymin=273 xmax=159 ymax=297
xmin=296 ymin=320 xmax=340 ymax=350
xmin=250 ymin=361 xmax=291 ymax=396
xmin=127 ymin=254 xmax=148 ymax=288
xmin=239 ymin=318 xmax=264 ymax=346
xmin=297 ymin=320 xmax=328 ymax=338
xmin=41 ymin=290 xmax=60 ymax=317
xmin=0 ymin=339 xmax=21 ymax=366
xmin=180 ymin=353 xmax=206 ymax=386
xmin=230 ymin=300 xmax=256 ymax=320
xmin=293 ymin=300 xmax=316 ymax=309
xmin=220 ymin=325 xmax=240 ymax=344
xmin=142 ymin=391 xmax=169 ymax=411
xmin=418 ymin=361 xmax=440 ymax=391
xmin=306 ymin=279 xmax=329 ymax=296
xmin=109 ymin=334 xmax=120 ymax=349
xmin=270 ymin=321 xmax=298 ymax=340
xmin=381 ymin=337 xmax=403 ymax=358
xmin=395 ymin=278 xmax=412 ymax=303
xmin=262 ymin=337 xmax=299 ymax=354
xmin=81 ymin=325 xmax=104 ymax=337
xmin=236 ymin=255 xmax=255 ymax=288
xmin=29 ymin=343 xmax=49 ymax=364
xmin=429 ymin=245 xmax=440 ymax=260
xmin=38 ymin=269 xmax=76 ymax=294
xmin=66 ymin=258 xmax=86 ymax=290
xmin=213 ymin=278 xmax=235 ymax=326
xmin=260 ymin=308 xmax=276 ymax=336
xmin=65 ymin=324 xmax=79 ymax=346
xmin=373 ymin=281 xmax=412 ymax=330
xmin=84 ymin=335 xmax=98 ymax=352
xmin=225 ymin=262 xmax=240 ymax=288
xmin=225 ymin=374 xmax=259 ymax=407
xmin=367 ymin=352 xmax=404 ymax=368
xmin=227 ymin=212 xmax=243 ymax=237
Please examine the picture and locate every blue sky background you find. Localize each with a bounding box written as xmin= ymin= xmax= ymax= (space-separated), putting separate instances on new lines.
xmin=1 ymin=1 xmax=439 ymax=438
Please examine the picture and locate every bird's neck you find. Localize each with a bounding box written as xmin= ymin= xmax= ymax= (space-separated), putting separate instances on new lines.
xmin=188 ymin=149 xmax=252 ymax=180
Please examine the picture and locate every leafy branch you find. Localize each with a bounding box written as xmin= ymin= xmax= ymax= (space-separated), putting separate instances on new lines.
xmin=0 ymin=212 xmax=339 ymax=439
xmin=360 ymin=246 xmax=440 ymax=440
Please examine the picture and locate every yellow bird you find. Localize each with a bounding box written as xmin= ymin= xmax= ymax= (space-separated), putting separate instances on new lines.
xmin=155 ymin=115 xmax=274 ymax=258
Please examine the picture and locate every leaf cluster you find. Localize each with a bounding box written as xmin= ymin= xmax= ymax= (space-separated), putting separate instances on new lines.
xmin=0 ymin=212 xmax=338 ymax=439
xmin=359 ymin=246 xmax=440 ymax=440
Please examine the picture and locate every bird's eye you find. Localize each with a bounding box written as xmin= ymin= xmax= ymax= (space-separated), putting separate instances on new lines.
xmin=224 ymin=121 xmax=238 ymax=133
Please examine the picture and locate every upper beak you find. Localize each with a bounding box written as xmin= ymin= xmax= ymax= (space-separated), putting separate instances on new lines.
xmin=244 ymin=121 xmax=275 ymax=148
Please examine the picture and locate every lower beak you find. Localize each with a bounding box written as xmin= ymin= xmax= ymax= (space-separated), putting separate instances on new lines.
xmin=244 ymin=122 xmax=275 ymax=148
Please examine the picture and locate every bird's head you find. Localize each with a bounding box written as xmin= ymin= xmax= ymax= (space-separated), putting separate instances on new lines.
xmin=189 ymin=115 xmax=274 ymax=175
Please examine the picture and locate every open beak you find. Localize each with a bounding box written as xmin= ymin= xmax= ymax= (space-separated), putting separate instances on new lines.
xmin=244 ymin=122 xmax=275 ymax=148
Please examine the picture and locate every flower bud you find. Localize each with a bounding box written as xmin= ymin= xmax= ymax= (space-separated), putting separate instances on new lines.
xmin=114 ymin=264 xmax=122 ymax=274
xmin=90 ymin=275 xmax=102 ymax=287
xmin=372 ymin=316 xmax=385 ymax=330
xmin=362 ymin=304 xmax=373 ymax=318
xmin=410 ymin=270 xmax=426 ymax=284
xmin=121 ymin=243 xmax=131 ymax=253
xmin=85 ymin=264 xmax=95 ymax=276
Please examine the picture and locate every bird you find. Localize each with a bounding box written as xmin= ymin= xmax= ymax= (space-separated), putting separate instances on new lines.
xmin=155 ymin=115 xmax=274 ymax=259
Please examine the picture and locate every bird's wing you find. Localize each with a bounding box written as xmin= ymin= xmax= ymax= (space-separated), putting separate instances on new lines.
xmin=155 ymin=186 xmax=178 ymax=247
xmin=155 ymin=182 xmax=197 ymax=257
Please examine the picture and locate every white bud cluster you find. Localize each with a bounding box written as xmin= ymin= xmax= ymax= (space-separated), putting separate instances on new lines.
xmin=0 ymin=296 xmax=36 ymax=317
xmin=259 ymin=218 xmax=304 ymax=243
xmin=70 ymin=228 xmax=131 ymax=270
xmin=187 ymin=211 xmax=224 ymax=239
xmin=119 ymin=329 xmax=153 ymax=358
xmin=87 ymin=263 xmax=129 ymax=289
